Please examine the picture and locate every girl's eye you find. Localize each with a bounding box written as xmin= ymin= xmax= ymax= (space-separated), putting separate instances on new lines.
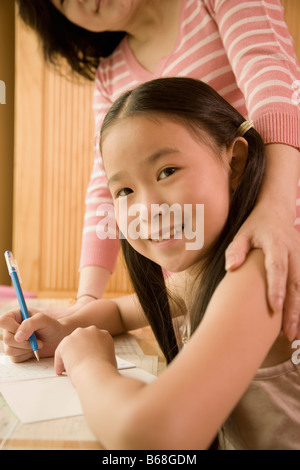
xmin=60 ymin=0 xmax=65 ymax=5
xmin=158 ymin=167 xmax=176 ymax=180
xmin=116 ymin=187 xmax=133 ymax=198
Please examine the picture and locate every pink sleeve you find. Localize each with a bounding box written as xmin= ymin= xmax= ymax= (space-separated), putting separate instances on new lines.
xmin=205 ymin=0 xmax=300 ymax=148
xmin=79 ymin=70 xmax=120 ymax=272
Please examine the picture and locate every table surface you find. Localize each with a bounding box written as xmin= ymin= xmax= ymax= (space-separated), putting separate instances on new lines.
xmin=0 ymin=298 xmax=165 ymax=450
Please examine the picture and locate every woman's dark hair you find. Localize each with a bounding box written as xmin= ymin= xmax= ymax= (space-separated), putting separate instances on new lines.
xmin=100 ymin=77 xmax=265 ymax=448
xmin=15 ymin=0 xmax=125 ymax=80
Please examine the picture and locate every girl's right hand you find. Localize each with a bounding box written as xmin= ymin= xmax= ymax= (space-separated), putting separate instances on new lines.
xmin=0 ymin=309 xmax=68 ymax=363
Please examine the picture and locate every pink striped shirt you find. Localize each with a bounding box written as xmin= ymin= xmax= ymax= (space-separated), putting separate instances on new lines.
xmin=80 ymin=0 xmax=300 ymax=271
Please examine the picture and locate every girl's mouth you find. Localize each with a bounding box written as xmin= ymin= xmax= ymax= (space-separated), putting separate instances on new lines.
xmin=150 ymin=225 xmax=184 ymax=242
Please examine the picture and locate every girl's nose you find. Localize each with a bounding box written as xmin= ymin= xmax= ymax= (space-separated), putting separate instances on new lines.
xmin=138 ymin=204 xmax=163 ymax=240
xmin=139 ymin=200 xmax=168 ymax=223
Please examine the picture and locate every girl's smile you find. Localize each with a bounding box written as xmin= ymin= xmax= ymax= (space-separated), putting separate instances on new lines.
xmin=149 ymin=224 xmax=184 ymax=243
xmin=102 ymin=115 xmax=233 ymax=273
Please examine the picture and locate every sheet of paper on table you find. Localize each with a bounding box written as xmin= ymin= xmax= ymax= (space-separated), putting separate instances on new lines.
xmin=0 ymin=353 xmax=135 ymax=383
xmin=0 ymin=352 xmax=156 ymax=423
xmin=0 ymin=367 xmax=156 ymax=424
xmin=0 ymin=376 xmax=82 ymax=423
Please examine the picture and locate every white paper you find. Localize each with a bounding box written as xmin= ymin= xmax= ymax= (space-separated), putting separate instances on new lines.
xmin=0 ymin=353 xmax=135 ymax=384
xmin=0 ymin=368 xmax=156 ymax=423
xmin=117 ymin=355 xmax=159 ymax=376
xmin=0 ymin=355 xmax=57 ymax=383
xmin=116 ymin=356 xmax=136 ymax=370
xmin=0 ymin=353 xmax=156 ymax=424
xmin=0 ymin=376 xmax=82 ymax=423
xmin=0 ymin=329 xmax=158 ymax=424
xmin=114 ymin=335 xmax=144 ymax=356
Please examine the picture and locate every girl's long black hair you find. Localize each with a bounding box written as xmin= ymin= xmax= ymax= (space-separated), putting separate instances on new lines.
xmin=100 ymin=77 xmax=265 ymax=448
xmin=16 ymin=0 xmax=125 ymax=80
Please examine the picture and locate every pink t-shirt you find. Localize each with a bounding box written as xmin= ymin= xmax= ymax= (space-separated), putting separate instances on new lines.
xmin=223 ymin=357 xmax=300 ymax=449
xmin=80 ymin=0 xmax=300 ymax=271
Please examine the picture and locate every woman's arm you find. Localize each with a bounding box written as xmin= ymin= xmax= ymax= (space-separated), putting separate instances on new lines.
xmin=55 ymin=250 xmax=282 ymax=449
xmin=75 ymin=265 xmax=112 ymax=304
xmin=78 ymin=71 xmax=120 ymax=276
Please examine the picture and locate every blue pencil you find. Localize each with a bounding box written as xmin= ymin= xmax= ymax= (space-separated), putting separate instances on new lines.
xmin=4 ymin=251 xmax=39 ymax=361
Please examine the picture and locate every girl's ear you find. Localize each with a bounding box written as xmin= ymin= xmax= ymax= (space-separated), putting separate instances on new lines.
xmin=228 ymin=137 xmax=248 ymax=191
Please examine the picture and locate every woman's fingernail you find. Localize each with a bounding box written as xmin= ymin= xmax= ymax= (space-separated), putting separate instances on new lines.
xmin=225 ymin=255 xmax=236 ymax=271
xmin=286 ymin=323 xmax=297 ymax=342
xmin=274 ymin=296 xmax=284 ymax=312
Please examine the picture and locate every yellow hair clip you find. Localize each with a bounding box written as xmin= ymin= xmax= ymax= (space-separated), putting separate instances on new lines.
xmin=237 ymin=119 xmax=254 ymax=136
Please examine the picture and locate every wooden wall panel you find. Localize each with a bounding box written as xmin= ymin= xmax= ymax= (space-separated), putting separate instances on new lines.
xmin=14 ymin=18 xmax=132 ymax=298
xmin=14 ymin=19 xmax=43 ymax=294
xmin=281 ymin=0 xmax=300 ymax=59
xmin=40 ymin=70 xmax=95 ymax=296
xmin=0 ymin=1 xmax=14 ymax=285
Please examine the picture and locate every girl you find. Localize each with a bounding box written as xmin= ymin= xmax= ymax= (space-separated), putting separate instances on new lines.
xmin=16 ymin=0 xmax=300 ymax=338
xmin=1 ymin=78 xmax=299 ymax=449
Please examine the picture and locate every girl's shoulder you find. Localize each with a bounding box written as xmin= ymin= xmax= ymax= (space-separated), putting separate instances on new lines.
xmin=227 ymin=250 xmax=291 ymax=367
xmin=210 ymin=248 xmax=279 ymax=335
xmin=222 ymin=248 xmax=267 ymax=297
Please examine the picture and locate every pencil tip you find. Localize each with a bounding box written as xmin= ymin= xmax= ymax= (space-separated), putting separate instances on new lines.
xmin=34 ymin=350 xmax=40 ymax=361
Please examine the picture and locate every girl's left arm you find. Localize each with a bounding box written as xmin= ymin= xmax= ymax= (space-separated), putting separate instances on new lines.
xmin=226 ymin=143 xmax=300 ymax=341
xmin=54 ymin=250 xmax=282 ymax=449
xmin=205 ymin=0 xmax=300 ymax=338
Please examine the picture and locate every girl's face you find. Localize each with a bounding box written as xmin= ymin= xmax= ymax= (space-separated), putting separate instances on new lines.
xmin=102 ymin=116 xmax=236 ymax=274
xmin=51 ymin=0 xmax=142 ymax=32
